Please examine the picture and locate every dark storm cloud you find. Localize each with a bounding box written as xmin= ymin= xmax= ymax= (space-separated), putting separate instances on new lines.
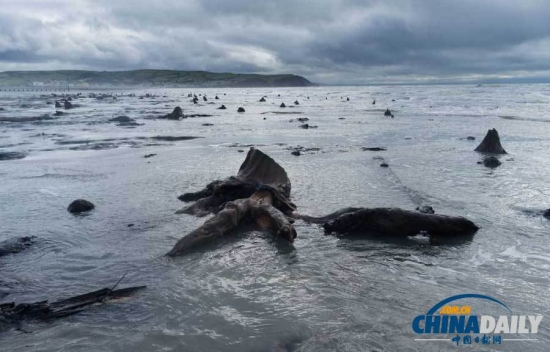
xmin=1 ymin=0 xmax=550 ymax=83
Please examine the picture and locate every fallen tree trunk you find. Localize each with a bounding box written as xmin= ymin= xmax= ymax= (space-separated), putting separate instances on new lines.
xmin=0 ymin=285 xmax=145 ymax=331
xmin=293 ymin=207 xmax=479 ymax=237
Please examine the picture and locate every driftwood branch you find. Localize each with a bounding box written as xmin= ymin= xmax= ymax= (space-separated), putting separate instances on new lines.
xmin=1 ymin=285 xmax=145 ymax=331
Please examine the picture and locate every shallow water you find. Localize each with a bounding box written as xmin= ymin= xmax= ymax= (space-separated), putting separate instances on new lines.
xmin=1 ymin=85 xmax=550 ymax=351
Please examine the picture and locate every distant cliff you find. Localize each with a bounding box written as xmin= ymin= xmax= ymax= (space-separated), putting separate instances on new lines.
xmin=0 ymin=69 xmax=315 ymax=88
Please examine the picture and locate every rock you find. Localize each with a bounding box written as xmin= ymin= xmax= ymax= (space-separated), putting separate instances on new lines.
xmin=238 ymin=149 xmax=245 ymax=153
xmin=259 ymin=97 xmax=266 ymax=102
xmin=127 ymin=224 xmax=134 ymax=227
xmin=372 ymin=100 xmax=376 ymax=105
xmin=193 ymin=97 xmax=198 ymax=104
xmin=297 ymin=117 xmax=309 ymax=122
xmin=380 ymin=162 xmax=389 ymax=167
xmin=202 ymin=123 xmax=214 ymax=126
xmin=67 ymin=199 xmax=95 ymax=214
xmin=361 ymin=147 xmax=386 ymax=151
xmin=54 ymin=110 xmax=64 ymax=116
xmin=64 ymin=101 xmax=73 ymax=109
xmin=299 ymin=124 xmax=317 ymax=129
xmin=347 ymin=97 xmax=349 ymax=101
xmin=291 ymin=150 xmax=301 ymax=156
xmin=238 ymin=107 xmax=245 ymax=113
xmin=466 ymin=136 xmax=476 ymax=140
xmin=144 ymin=153 xmax=157 ymax=158
xmin=474 ymin=128 xmax=507 ymax=154
xmin=294 ymin=100 xmax=299 ymax=105
xmin=416 ymin=205 xmax=435 ymax=214
xmin=55 ymin=101 xmax=62 ymax=108
xmin=384 ymin=109 xmax=394 ymax=117
xmin=483 ymin=156 xmax=501 ymax=168
xmin=218 ymin=105 xmax=227 ymax=110
xmin=215 ymin=96 xmax=219 ymax=100
xmin=109 ymin=116 xmax=133 ymax=123
xmin=161 ymin=107 xmax=183 ymax=120
xmin=203 ymin=96 xmax=208 ymax=101
xmin=543 ymin=209 xmax=550 ymax=219
xmin=280 ymin=103 xmax=286 ymax=108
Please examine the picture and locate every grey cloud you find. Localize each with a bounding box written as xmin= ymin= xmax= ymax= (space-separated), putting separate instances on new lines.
xmin=1 ymin=0 xmax=550 ymax=83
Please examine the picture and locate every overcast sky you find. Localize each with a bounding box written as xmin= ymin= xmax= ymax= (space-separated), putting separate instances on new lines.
xmin=1 ymin=0 xmax=550 ymax=84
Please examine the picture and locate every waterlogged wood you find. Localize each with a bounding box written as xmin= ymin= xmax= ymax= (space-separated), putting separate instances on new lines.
xmin=170 ymin=148 xmax=478 ymax=256
xmin=475 ymin=128 xmax=507 ymax=154
xmin=168 ymin=190 xmax=296 ymax=256
xmin=296 ymin=207 xmax=479 ymax=237
xmin=0 ymin=286 xmax=146 ymax=331
xmin=177 ymin=149 xmax=296 ymax=216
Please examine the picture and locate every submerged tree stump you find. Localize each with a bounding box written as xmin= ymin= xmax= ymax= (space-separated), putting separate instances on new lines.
xmin=169 ymin=148 xmax=297 ymax=256
xmin=475 ymin=128 xmax=507 ymax=154
xmin=169 ymin=149 xmax=480 ymax=256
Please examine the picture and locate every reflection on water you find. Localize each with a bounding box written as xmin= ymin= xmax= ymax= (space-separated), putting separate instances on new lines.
xmin=1 ymin=85 xmax=550 ymax=351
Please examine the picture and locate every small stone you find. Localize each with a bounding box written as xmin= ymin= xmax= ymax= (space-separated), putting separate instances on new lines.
xmin=67 ymin=199 xmax=95 ymax=214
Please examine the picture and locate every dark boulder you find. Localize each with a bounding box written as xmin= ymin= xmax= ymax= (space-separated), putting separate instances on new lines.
xmin=203 ymin=96 xmax=208 ymax=101
xmin=144 ymin=154 xmax=157 ymax=158
xmin=372 ymin=100 xmax=376 ymax=105
xmin=218 ymin=105 xmax=227 ymax=110
xmin=299 ymin=124 xmax=317 ymax=129
xmin=55 ymin=110 xmax=64 ymax=116
xmin=543 ymin=209 xmax=550 ymax=219
xmin=380 ymin=162 xmax=389 ymax=167
xmin=291 ymin=150 xmax=301 ymax=156
xmin=109 ymin=116 xmax=133 ymax=123
xmin=193 ymin=97 xmax=198 ymax=104
xmin=483 ymin=156 xmax=501 ymax=168
xmin=294 ymin=100 xmax=299 ymax=105
xmin=280 ymin=103 xmax=286 ymax=108
xmin=416 ymin=205 xmax=435 ymax=214
xmin=55 ymin=101 xmax=62 ymax=108
xmin=215 ymin=96 xmax=219 ymax=100
xmin=259 ymin=97 xmax=266 ymax=102
xmin=238 ymin=107 xmax=245 ymax=113
xmin=475 ymin=128 xmax=507 ymax=154
xmin=384 ymin=109 xmax=394 ymax=117
xmin=467 ymin=136 xmax=476 ymax=140
xmin=64 ymin=101 xmax=73 ymax=109
xmin=67 ymin=199 xmax=95 ymax=214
